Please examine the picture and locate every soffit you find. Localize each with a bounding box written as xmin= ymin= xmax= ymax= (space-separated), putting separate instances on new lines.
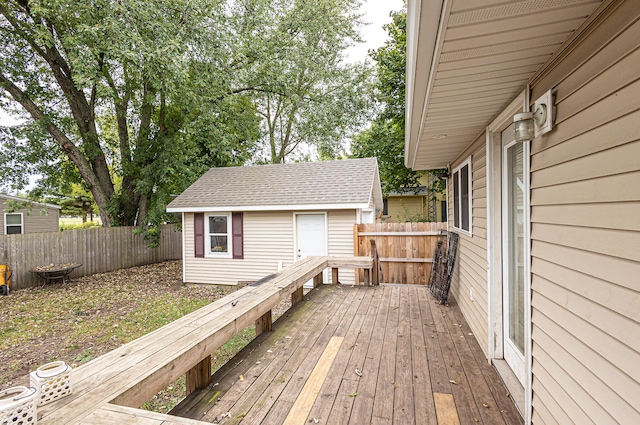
xmin=407 ymin=0 xmax=603 ymax=170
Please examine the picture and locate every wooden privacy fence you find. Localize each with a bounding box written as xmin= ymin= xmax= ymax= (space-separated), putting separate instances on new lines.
xmin=0 ymin=225 xmax=182 ymax=290
xmin=354 ymin=222 xmax=447 ymax=285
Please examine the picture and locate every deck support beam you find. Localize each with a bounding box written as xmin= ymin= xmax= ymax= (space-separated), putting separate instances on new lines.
xmin=363 ymin=269 xmax=370 ymax=286
xmin=332 ymin=268 xmax=339 ymax=285
xmin=186 ymin=355 xmax=211 ymax=396
xmin=291 ymin=286 xmax=304 ymax=306
xmin=255 ymin=310 xmax=273 ymax=336
xmin=313 ymin=272 xmax=323 ymax=288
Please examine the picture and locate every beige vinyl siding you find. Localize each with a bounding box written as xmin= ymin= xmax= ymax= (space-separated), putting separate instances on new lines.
xmin=529 ymin=2 xmax=640 ymax=423
xmin=184 ymin=211 xmax=295 ymax=285
xmin=1 ymin=199 xmax=59 ymax=234
xmin=327 ymin=210 xmax=356 ymax=285
xmin=387 ymin=196 xmax=423 ymax=221
xmin=183 ymin=209 xmax=357 ymax=286
xmin=448 ymin=136 xmax=490 ymax=356
xmin=23 ymin=208 xmax=59 ymax=233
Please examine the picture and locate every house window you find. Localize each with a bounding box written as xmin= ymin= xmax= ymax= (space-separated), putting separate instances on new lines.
xmin=452 ymin=157 xmax=472 ymax=234
xmin=5 ymin=213 xmax=23 ymax=235
xmin=207 ymin=214 xmax=231 ymax=257
xmin=382 ymin=199 xmax=388 ymax=216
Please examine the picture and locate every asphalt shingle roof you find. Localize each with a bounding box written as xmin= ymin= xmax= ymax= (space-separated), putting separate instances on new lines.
xmin=167 ymin=158 xmax=381 ymax=211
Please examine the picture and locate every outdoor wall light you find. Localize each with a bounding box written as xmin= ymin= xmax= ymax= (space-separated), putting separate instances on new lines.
xmin=513 ymin=89 xmax=554 ymax=142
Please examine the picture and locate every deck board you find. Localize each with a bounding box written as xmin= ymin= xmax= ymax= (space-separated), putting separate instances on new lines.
xmin=409 ymin=286 xmax=438 ymax=425
xmin=173 ymin=285 xmax=523 ymax=425
xmin=347 ymin=286 xmax=391 ymax=424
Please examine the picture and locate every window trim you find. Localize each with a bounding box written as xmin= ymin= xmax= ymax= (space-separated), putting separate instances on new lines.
xmin=452 ymin=156 xmax=472 ymax=236
xmin=4 ymin=212 xmax=23 ymax=235
xmin=205 ymin=213 xmax=232 ymax=258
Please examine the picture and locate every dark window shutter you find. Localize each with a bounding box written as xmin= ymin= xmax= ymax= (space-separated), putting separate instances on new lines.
xmin=194 ymin=213 xmax=204 ymax=258
xmin=453 ymin=171 xmax=460 ymax=228
xmin=460 ymin=164 xmax=470 ymax=231
xmin=232 ymin=212 xmax=244 ymax=259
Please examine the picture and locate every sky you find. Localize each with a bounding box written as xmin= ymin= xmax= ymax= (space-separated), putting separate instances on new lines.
xmin=346 ymin=0 xmax=405 ymax=63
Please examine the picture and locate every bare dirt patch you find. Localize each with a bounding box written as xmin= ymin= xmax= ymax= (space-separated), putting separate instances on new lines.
xmin=0 ymin=260 xmax=293 ymax=412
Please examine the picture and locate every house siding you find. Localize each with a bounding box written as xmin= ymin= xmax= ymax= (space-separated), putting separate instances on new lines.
xmin=448 ymin=136 xmax=490 ymax=357
xmin=529 ymin=2 xmax=640 ymax=423
xmin=387 ymin=196 xmax=423 ymax=221
xmin=183 ymin=210 xmax=357 ymax=286
xmin=1 ymin=198 xmax=59 ymax=234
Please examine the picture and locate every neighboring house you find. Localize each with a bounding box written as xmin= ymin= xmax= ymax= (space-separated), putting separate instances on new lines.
xmin=167 ymin=158 xmax=383 ymax=286
xmin=406 ymin=1 xmax=639 ymax=424
xmin=383 ymin=173 xmax=446 ymax=222
xmin=1 ymin=194 xmax=60 ymax=234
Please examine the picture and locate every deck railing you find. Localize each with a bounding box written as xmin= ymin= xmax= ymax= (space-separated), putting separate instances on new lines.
xmin=36 ymin=256 xmax=372 ymax=425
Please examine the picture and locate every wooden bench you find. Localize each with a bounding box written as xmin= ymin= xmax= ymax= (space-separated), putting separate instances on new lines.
xmin=38 ymin=256 xmax=372 ymax=424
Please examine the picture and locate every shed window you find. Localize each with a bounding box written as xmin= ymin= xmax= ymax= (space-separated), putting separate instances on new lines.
xmin=452 ymin=157 xmax=472 ymax=235
xmin=194 ymin=212 xmax=243 ymax=259
xmin=207 ymin=214 xmax=231 ymax=257
xmin=5 ymin=213 xmax=23 ymax=235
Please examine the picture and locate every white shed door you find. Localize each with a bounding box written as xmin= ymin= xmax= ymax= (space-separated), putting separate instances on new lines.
xmin=295 ymin=213 xmax=327 ymax=286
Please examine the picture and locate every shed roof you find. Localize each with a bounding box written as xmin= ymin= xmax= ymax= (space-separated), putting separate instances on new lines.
xmin=166 ymin=158 xmax=383 ymax=213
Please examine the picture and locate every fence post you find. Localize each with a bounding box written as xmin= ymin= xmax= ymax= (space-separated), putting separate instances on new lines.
xmin=370 ymin=238 xmax=380 ymax=286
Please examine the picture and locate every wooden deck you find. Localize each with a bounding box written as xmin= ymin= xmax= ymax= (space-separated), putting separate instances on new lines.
xmin=172 ymin=285 xmax=523 ymax=425
xmin=35 ymin=256 xmax=372 ymax=425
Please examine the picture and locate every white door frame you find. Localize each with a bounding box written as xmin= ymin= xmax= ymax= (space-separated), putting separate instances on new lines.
xmin=501 ymin=138 xmax=528 ymax=385
xmin=486 ymin=89 xmax=532 ymax=424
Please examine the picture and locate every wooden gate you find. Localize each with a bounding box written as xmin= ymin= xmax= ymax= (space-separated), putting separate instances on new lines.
xmin=354 ymin=222 xmax=447 ymax=284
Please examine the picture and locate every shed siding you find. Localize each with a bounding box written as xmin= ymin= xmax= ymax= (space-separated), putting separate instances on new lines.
xmin=184 ymin=211 xmax=295 ymax=285
xmin=529 ymin=3 xmax=640 ymax=423
xmin=327 ymin=210 xmax=356 ymax=285
xmin=183 ymin=210 xmax=357 ymax=286
xmin=449 ymin=136 xmax=489 ymax=356
xmin=1 ymin=199 xmax=59 ymax=234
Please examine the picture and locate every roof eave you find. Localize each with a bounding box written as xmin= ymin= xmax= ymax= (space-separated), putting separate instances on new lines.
xmin=405 ymin=0 xmax=445 ymax=170
xmin=368 ymin=160 xmax=384 ymax=211
xmin=167 ymin=203 xmax=373 ymax=213
xmin=0 ymin=193 xmax=62 ymax=210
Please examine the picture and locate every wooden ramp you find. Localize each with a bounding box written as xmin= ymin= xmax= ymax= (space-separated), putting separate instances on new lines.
xmin=171 ymin=285 xmax=523 ymax=425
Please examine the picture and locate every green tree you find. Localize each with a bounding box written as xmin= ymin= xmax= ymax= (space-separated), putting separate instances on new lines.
xmin=351 ymin=4 xmax=443 ymax=195
xmin=0 ymin=0 xmax=259 ymax=229
xmin=239 ymin=0 xmax=372 ymax=163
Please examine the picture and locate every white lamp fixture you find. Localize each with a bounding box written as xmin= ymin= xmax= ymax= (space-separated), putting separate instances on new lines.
xmin=513 ymin=90 xmax=554 ymax=142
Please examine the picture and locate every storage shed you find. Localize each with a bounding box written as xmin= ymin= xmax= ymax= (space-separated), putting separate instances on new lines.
xmin=167 ymin=158 xmax=383 ymax=286
xmin=1 ymin=194 xmax=60 ymax=234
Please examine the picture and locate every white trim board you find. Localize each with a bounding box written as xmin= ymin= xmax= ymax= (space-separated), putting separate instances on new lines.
xmin=167 ymin=203 xmax=369 ymax=213
xmin=486 ymin=88 xmax=532 ymax=425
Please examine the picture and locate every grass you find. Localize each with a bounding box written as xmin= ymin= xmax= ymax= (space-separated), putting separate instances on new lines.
xmin=0 ymin=261 xmax=258 ymax=414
